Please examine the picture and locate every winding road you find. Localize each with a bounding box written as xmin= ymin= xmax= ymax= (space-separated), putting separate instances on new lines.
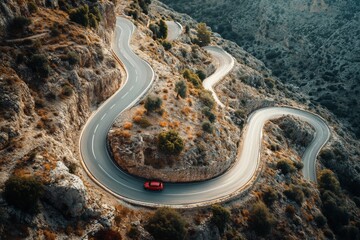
xmin=79 ymin=17 xmax=330 ymax=207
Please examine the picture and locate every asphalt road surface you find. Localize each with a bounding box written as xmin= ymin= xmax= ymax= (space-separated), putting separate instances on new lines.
xmin=79 ymin=17 xmax=330 ymax=207
xmin=165 ymin=21 xmax=183 ymax=41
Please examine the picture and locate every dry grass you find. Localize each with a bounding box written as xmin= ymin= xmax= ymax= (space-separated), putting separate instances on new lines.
xmin=159 ymin=121 xmax=168 ymax=127
xmin=181 ymin=107 xmax=191 ymax=116
xmin=43 ymin=229 xmax=56 ymax=240
xmin=123 ymin=122 xmax=133 ymax=130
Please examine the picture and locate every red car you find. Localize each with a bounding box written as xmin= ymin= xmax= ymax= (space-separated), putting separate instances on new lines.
xmin=144 ymin=180 xmax=164 ymax=191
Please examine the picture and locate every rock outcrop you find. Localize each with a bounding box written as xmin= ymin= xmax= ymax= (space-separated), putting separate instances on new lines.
xmin=44 ymin=161 xmax=87 ymax=218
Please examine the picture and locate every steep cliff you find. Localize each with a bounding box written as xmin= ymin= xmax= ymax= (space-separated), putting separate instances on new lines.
xmin=0 ymin=0 xmax=123 ymax=238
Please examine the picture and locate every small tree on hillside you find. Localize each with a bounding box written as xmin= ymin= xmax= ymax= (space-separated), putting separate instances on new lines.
xmin=69 ymin=5 xmax=90 ymax=27
xmin=211 ymin=205 xmax=230 ymax=234
xmin=3 ymin=176 xmax=44 ymax=212
xmin=196 ymin=23 xmax=211 ymax=47
xmin=158 ymin=19 xmax=168 ymax=39
xmin=144 ymin=96 xmax=162 ymax=113
xmin=8 ymin=16 xmax=32 ymax=37
xmin=248 ymin=201 xmax=275 ymax=236
xmin=145 ymin=208 xmax=186 ymax=240
xmin=175 ymin=80 xmax=187 ymax=98
xmin=318 ymin=169 xmax=340 ymax=194
xmin=158 ymin=131 xmax=184 ymax=155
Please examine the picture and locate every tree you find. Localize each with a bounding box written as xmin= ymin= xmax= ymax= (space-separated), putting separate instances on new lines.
xmin=200 ymin=90 xmax=215 ymax=109
xmin=211 ymin=205 xmax=230 ymax=234
xmin=183 ymin=69 xmax=202 ymax=88
xmin=284 ymin=185 xmax=305 ymax=205
xmin=144 ymin=96 xmax=162 ymax=113
xmin=28 ymin=54 xmax=51 ymax=78
xmin=7 ymin=16 xmax=32 ymax=37
xmin=175 ymin=80 xmax=187 ymax=98
xmin=262 ymin=187 xmax=278 ymax=206
xmin=158 ymin=131 xmax=184 ymax=155
xmin=196 ymin=23 xmax=211 ymax=47
xmin=3 ymin=176 xmax=43 ymax=212
xmin=158 ymin=20 xmax=168 ymax=39
xmin=248 ymin=201 xmax=274 ymax=236
xmin=276 ymin=159 xmax=296 ymax=175
xmin=145 ymin=208 xmax=186 ymax=240
xmin=69 ymin=5 xmax=90 ymax=27
xmin=202 ymin=121 xmax=213 ymax=133
xmin=318 ymin=169 xmax=340 ymax=194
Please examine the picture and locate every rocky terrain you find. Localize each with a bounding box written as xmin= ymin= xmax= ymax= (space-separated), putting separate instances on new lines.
xmin=0 ymin=0 xmax=359 ymax=239
xmin=161 ymin=0 xmax=360 ymax=138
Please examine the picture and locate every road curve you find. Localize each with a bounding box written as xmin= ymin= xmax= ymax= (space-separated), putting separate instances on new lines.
xmin=165 ymin=21 xmax=182 ymax=41
xmin=79 ymin=17 xmax=330 ymax=208
xmin=203 ymin=46 xmax=235 ymax=108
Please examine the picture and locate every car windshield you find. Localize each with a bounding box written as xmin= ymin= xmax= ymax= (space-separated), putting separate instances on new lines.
xmin=150 ymin=182 xmax=160 ymax=186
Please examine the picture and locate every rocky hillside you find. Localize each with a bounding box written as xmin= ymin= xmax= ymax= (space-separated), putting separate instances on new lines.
xmin=160 ymin=0 xmax=360 ymax=138
xmin=0 ymin=0 xmax=359 ymax=239
xmin=0 ymin=0 xmax=123 ymax=238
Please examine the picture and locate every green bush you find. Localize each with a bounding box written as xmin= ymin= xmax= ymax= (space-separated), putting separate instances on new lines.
xmin=234 ymin=109 xmax=246 ymax=119
xmin=138 ymin=0 xmax=151 ymax=14
xmin=211 ymin=205 xmax=230 ymax=234
xmin=158 ymin=131 xmax=184 ymax=155
xmin=200 ymin=90 xmax=215 ymax=109
xmin=69 ymin=5 xmax=89 ymax=27
xmin=150 ymin=19 xmax=167 ymax=39
xmin=202 ymin=107 xmax=216 ymax=122
xmin=145 ymin=208 xmax=186 ymax=240
xmin=196 ymin=22 xmax=211 ymax=47
xmin=8 ymin=16 xmax=32 ymax=36
xmin=183 ymin=69 xmax=202 ymax=88
xmin=175 ymin=80 xmax=187 ymax=98
xmin=28 ymin=2 xmax=38 ymax=14
xmin=314 ymin=214 xmax=327 ymax=228
xmin=67 ymin=51 xmax=79 ymax=66
xmin=248 ymin=201 xmax=274 ymax=236
xmin=276 ymin=159 xmax=296 ymax=175
xmin=28 ymin=54 xmax=50 ymax=78
xmin=161 ymin=40 xmax=172 ymax=50
xmin=318 ymin=169 xmax=340 ymax=194
xmin=3 ymin=176 xmax=43 ymax=212
xmin=144 ymin=96 xmax=162 ymax=113
xmin=89 ymin=13 xmax=98 ymax=29
xmin=262 ymin=187 xmax=278 ymax=206
xmin=202 ymin=121 xmax=213 ymax=133
xmin=127 ymin=226 xmax=140 ymax=239
xmin=196 ymin=69 xmax=207 ymax=81
xmin=284 ymin=185 xmax=304 ymax=205
xmin=62 ymin=84 xmax=73 ymax=97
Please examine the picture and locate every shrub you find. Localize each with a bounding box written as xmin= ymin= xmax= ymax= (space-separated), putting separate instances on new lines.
xmin=145 ymin=208 xmax=186 ymax=240
xmin=8 ymin=16 xmax=32 ymax=36
xmin=161 ymin=40 xmax=172 ymax=50
xmin=28 ymin=54 xmax=50 ymax=78
xmin=276 ymin=159 xmax=296 ymax=175
xmin=262 ymin=187 xmax=278 ymax=206
xmin=183 ymin=69 xmax=202 ymax=88
xmin=89 ymin=13 xmax=98 ymax=29
xmin=196 ymin=23 xmax=211 ymax=47
xmin=248 ymin=201 xmax=274 ymax=236
xmin=314 ymin=214 xmax=327 ymax=228
xmin=50 ymin=23 xmax=61 ymax=37
xmin=67 ymin=51 xmax=79 ymax=66
xmin=175 ymin=80 xmax=187 ymax=98
xmin=127 ymin=226 xmax=140 ymax=239
xmin=62 ymin=84 xmax=73 ymax=97
xmin=234 ymin=109 xmax=246 ymax=119
xmin=3 ymin=176 xmax=43 ymax=212
xmin=211 ymin=205 xmax=230 ymax=234
xmin=92 ymin=228 xmax=122 ymax=240
xmin=285 ymin=204 xmax=296 ymax=217
xmin=144 ymin=96 xmax=162 ymax=113
xmin=202 ymin=107 xmax=216 ymax=122
xmin=196 ymin=69 xmax=206 ymax=81
xmin=69 ymin=5 xmax=90 ymax=27
xmin=150 ymin=20 xmax=167 ymax=39
xmin=158 ymin=130 xmax=184 ymax=155
xmin=138 ymin=0 xmax=151 ymax=14
xmin=339 ymin=225 xmax=360 ymax=240
xmin=200 ymin=90 xmax=215 ymax=109
xmin=284 ymin=185 xmax=304 ymax=205
xmin=28 ymin=2 xmax=38 ymax=14
xmin=318 ymin=169 xmax=340 ymax=194
xmin=293 ymin=161 xmax=304 ymax=170
xmin=202 ymin=121 xmax=213 ymax=133
xmin=321 ymin=191 xmax=349 ymax=229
